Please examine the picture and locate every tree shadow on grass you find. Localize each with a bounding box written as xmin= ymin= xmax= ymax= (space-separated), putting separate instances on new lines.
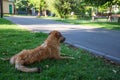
xmin=0 ymin=18 xmax=14 ymax=25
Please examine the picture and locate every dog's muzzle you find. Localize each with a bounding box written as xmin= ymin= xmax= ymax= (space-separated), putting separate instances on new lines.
xmin=60 ymin=37 xmax=66 ymax=43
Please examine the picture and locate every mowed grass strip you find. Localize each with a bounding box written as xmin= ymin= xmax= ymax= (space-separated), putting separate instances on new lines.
xmin=0 ymin=18 xmax=120 ymax=80
xmin=56 ymin=19 xmax=120 ymax=30
xmin=38 ymin=17 xmax=120 ymax=30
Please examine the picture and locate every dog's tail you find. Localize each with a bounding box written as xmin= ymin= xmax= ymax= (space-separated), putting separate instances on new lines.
xmin=15 ymin=63 xmax=41 ymax=73
xmin=14 ymin=57 xmax=41 ymax=73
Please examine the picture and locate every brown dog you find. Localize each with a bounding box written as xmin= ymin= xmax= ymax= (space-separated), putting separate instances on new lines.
xmin=10 ymin=30 xmax=73 ymax=73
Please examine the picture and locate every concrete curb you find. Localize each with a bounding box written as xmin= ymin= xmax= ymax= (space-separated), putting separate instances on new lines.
xmin=65 ymin=41 xmax=120 ymax=64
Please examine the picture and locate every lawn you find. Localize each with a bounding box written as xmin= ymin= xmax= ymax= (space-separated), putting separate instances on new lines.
xmin=0 ymin=18 xmax=120 ymax=80
xmin=56 ymin=19 xmax=120 ymax=30
xmin=38 ymin=17 xmax=120 ymax=30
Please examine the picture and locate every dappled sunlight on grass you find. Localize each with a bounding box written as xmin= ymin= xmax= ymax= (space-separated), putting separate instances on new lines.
xmin=0 ymin=18 xmax=13 ymax=25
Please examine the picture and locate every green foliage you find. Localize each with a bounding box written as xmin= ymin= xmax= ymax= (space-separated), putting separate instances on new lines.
xmin=15 ymin=0 xmax=28 ymax=11
xmin=44 ymin=0 xmax=56 ymax=14
xmin=72 ymin=1 xmax=91 ymax=19
xmin=28 ymin=0 xmax=40 ymax=11
xmin=45 ymin=0 xmax=87 ymax=18
xmin=45 ymin=0 xmax=71 ymax=18
xmin=83 ymin=0 xmax=120 ymax=7
xmin=28 ymin=0 xmax=46 ymax=12
xmin=54 ymin=0 xmax=72 ymax=18
xmin=14 ymin=0 xmax=120 ymax=19
xmin=83 ymin=0 xmax=109 ymax=7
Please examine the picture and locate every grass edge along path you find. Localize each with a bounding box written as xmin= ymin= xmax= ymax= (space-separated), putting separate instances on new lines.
xmin=38 ymin=16 xmax=120 ymax=30
xmin=56 ymin=19 xmax=120 ymax=30
xmin=0 ymin=18 xmax=120 ymax=80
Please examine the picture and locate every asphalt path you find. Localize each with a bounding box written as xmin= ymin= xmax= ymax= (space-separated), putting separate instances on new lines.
xmin=5 ymin=16 xmax=120 ymax=63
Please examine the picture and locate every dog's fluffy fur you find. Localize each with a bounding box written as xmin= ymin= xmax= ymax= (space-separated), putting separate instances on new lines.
xmin=10 ymin=30 xmax=72 ymax=72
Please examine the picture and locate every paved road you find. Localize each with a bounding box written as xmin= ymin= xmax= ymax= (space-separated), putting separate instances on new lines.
xmin=5 ymin=16 xmax=120 ymax=63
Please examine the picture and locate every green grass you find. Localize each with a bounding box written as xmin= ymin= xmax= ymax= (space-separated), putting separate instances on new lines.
xmin=56 ymin=19 xmax=120 ymax=30
xmin=38 ymin=16 xmax=120 ymax=30
xmin=0 ymin=18 xmax=120 ymax=80
xmin=38 ymin=16 xmax=60 ymax=20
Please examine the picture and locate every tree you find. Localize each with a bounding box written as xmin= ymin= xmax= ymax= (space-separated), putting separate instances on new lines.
xmin=45 ymin=0 xmax=83 ymax=18
xmin=28 ymin=0 xmax=46 ymax=16
xmin=15 ymin=0 xmax=29 ymax=13
xmin=45 ymin=0 xmax=70 ymax=18
xmin=71 ymin=0 xmax=90 ymax=19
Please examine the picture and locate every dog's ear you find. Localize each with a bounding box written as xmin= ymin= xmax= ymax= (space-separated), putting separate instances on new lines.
xmin=55 ymin=32 xmax=61 ymax=39
xmin=49 ymin=31 xmax=62 ymax=39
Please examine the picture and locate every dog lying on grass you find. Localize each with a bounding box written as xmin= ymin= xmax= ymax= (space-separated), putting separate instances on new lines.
xmin=9 ymin=30 xmax=73 ymax=73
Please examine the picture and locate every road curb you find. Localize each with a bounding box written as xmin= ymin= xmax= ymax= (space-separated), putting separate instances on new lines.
xmin=65 ymin=41 xmax=120 ymax=64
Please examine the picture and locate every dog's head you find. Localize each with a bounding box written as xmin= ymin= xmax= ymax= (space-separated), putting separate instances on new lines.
xmin=49 ymin=30 xmax=66 ymax=43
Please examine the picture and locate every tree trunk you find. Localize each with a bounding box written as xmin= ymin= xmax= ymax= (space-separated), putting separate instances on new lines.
xmin=118 ymin=17 xmax=120 ymax=22
xmin=91 ymin=7 xmax=95 ymax=21
xmin=37 ymin=11 xmax=40 ymax=16
xmin=0 ymin=0 xmax=3 ymax=18
xmin=37 ymin=5 xmax=42 ymax=16
xmin=42 ymin=10 xmax=47 ymax=17
xmin=108 ymin=5 xmax=112 ymax=22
